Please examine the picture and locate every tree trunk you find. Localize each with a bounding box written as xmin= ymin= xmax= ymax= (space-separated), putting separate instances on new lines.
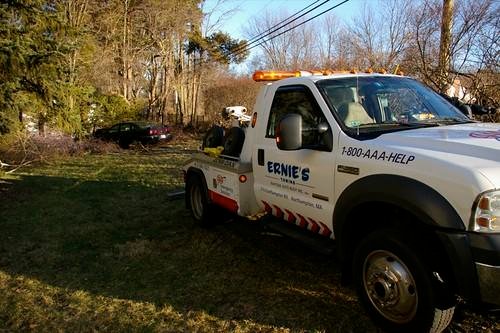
xmin=122 ymin=0 xmax=129 ymax=101
xmin=160 ymin=62 xmax=171 ymax=125
xmin=438 ymin=0 xmax=454 ymax=93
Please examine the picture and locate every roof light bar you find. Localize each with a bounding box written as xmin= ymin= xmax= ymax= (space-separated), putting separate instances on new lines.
xmin=252 ymin=70 xmax=300 ymax=82
xmin=252 ymin=68 xmax=403 ymax=82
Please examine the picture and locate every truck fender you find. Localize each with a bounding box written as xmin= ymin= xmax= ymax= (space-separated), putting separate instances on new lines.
xmin=333 ymin=174 xmax=479 ymax=300
xmin=333 ymin=174 xmax=464 ymax=237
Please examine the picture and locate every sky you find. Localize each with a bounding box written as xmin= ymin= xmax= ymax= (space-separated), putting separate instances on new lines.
xmin=203 ymin=0 xmax=364 ymax=40
xmin=202 ymin=0 xmax=364 ymax=72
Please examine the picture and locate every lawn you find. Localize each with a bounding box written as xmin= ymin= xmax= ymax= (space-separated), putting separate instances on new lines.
xmin=0 ymin=140 xmax=498 ymax=332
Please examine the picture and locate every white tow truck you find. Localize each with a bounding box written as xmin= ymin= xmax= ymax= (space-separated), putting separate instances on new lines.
xmin=183 ymin=70 xmax=500 ymax=332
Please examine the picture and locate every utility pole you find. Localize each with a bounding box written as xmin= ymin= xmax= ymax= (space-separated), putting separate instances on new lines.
xmin=438 ymin=0 xmax=454 ymax=94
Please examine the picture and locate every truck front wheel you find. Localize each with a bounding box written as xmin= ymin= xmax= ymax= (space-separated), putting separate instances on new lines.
xmin=353 ymin=229 xmax=455 ymax=333
xmin=186 ymin=174 xmax=213 ymax=226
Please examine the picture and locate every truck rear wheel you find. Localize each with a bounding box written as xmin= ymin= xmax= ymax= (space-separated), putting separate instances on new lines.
xmin=353 ymin=229 xmax=455 ymax=333
xmin=186 ymin=174 xmax=214 ymax=226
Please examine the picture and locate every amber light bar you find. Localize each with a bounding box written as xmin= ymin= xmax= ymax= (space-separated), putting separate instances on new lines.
xmin=252 ymin=68 xmax=402 ymax=82
xmin=252 ymin=70 xmax=301 ymax=82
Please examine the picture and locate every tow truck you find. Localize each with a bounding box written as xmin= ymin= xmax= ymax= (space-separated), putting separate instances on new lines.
xmin=183 ymin=70 xmax=500 ymax=332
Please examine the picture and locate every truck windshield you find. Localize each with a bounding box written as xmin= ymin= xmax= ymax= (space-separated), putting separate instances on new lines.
xmin=316 ymin=77 xmax=471 ymax=134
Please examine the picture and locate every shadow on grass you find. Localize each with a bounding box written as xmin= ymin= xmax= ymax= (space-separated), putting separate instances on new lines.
xmin=2 ymin=173 xmax=499 ymax=333
xmin=0 ymin=174 xmax=381 ymax=332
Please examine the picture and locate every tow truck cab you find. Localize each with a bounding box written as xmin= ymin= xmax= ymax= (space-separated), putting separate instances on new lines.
xmin=184 ymin=70 xmax=500 ymax=333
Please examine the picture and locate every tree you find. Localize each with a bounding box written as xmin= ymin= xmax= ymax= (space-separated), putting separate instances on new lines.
xmin=203 ymin=75 xmax=260 ymax=124
xmin=407 ymin=0 xmax=498 ymax=92
xmin=0 ymin=0 xmax=74 ymax=135
xmin=182 ymin=29 xmax=248 ymax=125
xmin=346 ymin=0 xmax=412 ymax=71
xmin=438 ymin=0 xmax=454 ymax=93
xmin=245 ymin=11 xmax=318 ymax=70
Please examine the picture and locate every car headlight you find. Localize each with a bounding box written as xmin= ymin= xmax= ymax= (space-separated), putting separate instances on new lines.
xmin=470 ymin=190 xmax=500 ymax=233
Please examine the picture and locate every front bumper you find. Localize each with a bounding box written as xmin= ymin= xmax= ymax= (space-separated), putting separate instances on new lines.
xmin=469 ymin=232 xmax=500 ymax=306
xmin=475 ymin=262 xmax=500 ymax=305
xmin=437 ymin=231 xmax=500 ymax=305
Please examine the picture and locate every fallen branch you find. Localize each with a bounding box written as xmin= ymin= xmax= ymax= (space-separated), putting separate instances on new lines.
xmin=5 ymin=160 xmax=34 ymax=174
xmin=0 ymin=154 xmax=36 ymax=174
xmin=0 ymin=159 xmax=11 ymax=168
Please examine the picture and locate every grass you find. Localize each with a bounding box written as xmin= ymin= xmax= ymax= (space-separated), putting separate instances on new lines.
xmin=0 ymin=140 xmax=498 ymax=332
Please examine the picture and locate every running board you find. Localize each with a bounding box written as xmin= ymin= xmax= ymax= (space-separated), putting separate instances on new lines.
xmin=263 ymin=217 xmax=336 ymax=256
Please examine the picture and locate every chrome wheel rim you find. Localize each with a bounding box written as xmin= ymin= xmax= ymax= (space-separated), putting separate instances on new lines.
xmin=363 ymin=250 xmax=418 ymax=324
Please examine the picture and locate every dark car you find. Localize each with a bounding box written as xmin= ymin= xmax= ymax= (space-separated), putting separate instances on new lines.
xmin=94 ymin=121 xmax=172 ymax=148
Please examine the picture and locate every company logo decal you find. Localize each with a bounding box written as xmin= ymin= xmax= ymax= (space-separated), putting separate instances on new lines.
xmin=267 ymin=161 xmax=310 ymax=182
xmin=216 ymin=175 xmax=225 ymax=184
xmin=213 ymin=174 xmax=226 ymax=188
xmin=469 ymin=130 xmax=500 ymax=141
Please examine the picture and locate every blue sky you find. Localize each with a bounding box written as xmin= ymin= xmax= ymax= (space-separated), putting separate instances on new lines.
xmin=203 ymin=0 xmax=363 ymax=40
xmin=202 ymin=0 xmax=364 ymax=72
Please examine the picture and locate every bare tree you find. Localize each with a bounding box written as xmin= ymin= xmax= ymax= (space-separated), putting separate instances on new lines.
xmin=347 ymin=0 xmax=412 ymax=71
xmin=317 ymin=14 xmax=341 ymax=68
xmin=406 ymin=0 xmax=498 ymax=110
xmin=245 ymin=10 xmax=318 ymax=70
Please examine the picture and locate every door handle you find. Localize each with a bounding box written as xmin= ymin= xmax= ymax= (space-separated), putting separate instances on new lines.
xmin=258 ymin=149 xmax=264 ymax=166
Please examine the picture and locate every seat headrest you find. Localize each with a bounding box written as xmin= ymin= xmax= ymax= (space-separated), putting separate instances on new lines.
xmin=327 ymin=87 xmax=355 ymax=109
xmin=338 ymin=102 xmax=374 ymax=127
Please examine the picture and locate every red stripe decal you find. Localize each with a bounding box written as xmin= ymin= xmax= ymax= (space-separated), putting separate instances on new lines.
xmin=317 ymin=221 xmax=332 ymax=237
xmin=262 ymin=200 xmax=272 ymax=213
xmin=273 ymin=205 xmax=284 ymax=219
xmin=284 ymin=209 xmax=296 ymax=223
xmin=209 ymin=190 xmax=238 ymax=213
xmin=308 ymin=218 xmax=320 ymax=234
xmin=297 ymin=213 xmax=308 ymax=228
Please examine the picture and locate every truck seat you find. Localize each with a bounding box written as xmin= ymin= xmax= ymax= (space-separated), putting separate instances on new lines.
xmin=327 ymin=87 xmax=356 ymax=110
xmin=338 ymin=102 xmax=374 ymax=127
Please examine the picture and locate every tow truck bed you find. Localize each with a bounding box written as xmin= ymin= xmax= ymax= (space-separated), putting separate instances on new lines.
xmin=184 ymin=153 xmax=259 ymax=216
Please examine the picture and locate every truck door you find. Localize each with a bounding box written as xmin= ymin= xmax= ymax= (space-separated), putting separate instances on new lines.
xmin=253 ymin=85 xmax=337 ymax=238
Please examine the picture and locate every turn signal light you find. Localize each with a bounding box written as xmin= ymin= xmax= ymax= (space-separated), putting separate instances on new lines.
xmin=472 ymin=190 xmax=500 ymax=233
xmin=239 ymin=175 xmax=247 ymax=183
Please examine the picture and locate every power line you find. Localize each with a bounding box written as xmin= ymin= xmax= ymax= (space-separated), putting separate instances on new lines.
xmin=196 ymin=0 xmax=349 ymax=67
xmin=236 ymin=0 xmax=329 ymax=53
xmin=233 ymin=0 xmax=350 ymax=58
xmin=194 ymin=0 xmax=329 ymax=65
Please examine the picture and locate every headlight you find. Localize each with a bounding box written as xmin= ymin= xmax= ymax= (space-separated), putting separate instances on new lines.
xmin=471 ymin=190 xmax=500 ymax=233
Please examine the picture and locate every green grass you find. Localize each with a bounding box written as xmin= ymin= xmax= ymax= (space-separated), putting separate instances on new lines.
xmin=0 ymin=141 xmax=498 ymax=332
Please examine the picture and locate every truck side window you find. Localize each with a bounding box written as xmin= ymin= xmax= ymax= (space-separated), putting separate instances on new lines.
xmin=266 ymin=86 xmax=327 ymax=148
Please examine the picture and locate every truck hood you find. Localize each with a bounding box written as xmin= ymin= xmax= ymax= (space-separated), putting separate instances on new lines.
xmin=379 ymin=122 xmax=500 ymax=185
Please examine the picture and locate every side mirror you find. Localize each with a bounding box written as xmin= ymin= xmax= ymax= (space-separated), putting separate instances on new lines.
xmin=318 ymin=121 xmax=333 ymax=151
xmin=276 ymin=114 xmax=302 ymax=150
xmin=317 ymin=122 xmax=329 ymax=134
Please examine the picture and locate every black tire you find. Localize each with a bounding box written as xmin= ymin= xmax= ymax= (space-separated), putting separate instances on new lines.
xmin=118 ymin=138 xmax=131 ymax=149
xmin=353 ymin=229 xmax=455 ymax=333
xmin=185 ymin=174 xmax=214 ymax=226
xmin=223 ymin=127 xmax=245 ymax=157
xmin=202 ymin=125 xmax=224 ymax=149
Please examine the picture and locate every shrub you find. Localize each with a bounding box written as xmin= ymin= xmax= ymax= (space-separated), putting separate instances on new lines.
xmin=0 ymin=131 xmax=120 ymax=174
